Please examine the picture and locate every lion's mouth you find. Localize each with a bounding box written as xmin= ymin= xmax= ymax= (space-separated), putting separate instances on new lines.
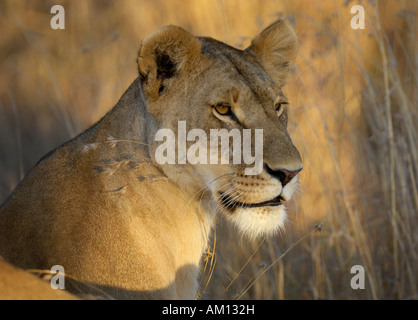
xmin=219 ymin=193 xmax=286 ymax=210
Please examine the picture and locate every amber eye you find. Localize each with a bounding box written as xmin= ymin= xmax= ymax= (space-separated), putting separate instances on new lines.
xmin=214 ymin=103 xmax=232 ymax=116
xmin=275 ymin=102 xmax=287 ymax=115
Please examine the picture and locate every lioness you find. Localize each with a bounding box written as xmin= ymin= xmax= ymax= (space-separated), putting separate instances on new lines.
xmin=0 ymin=20 xmax=302 ymax=299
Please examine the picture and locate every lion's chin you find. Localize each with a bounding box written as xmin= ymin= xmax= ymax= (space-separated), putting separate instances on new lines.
xmin=226 ymin=205 xmax=287 ymax=240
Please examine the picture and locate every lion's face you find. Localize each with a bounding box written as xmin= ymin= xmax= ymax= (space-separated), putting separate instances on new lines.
xmin=138 ymin=21 xmax=303 ymax=238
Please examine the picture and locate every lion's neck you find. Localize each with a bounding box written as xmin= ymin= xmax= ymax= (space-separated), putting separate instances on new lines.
xmin=79 ymin=78 xmax=215 ymax=294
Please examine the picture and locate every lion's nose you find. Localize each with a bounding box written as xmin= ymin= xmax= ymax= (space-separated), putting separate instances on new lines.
xmin=265 ymin=165 xmax=302 ymax=186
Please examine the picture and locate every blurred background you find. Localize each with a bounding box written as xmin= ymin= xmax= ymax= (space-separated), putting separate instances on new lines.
xmin=0 ymin=0 xmax=416 ymax=299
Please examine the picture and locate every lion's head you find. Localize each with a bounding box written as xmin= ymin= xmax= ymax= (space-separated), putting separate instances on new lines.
xmin=138 ymin=20 xmax=302 ymax=238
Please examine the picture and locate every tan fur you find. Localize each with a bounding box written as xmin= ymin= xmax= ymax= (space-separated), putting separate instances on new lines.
xmin=0 ymin=20 xmax=302 ymax=299
xmin=0 ymin=257 xmax=78 ymax=300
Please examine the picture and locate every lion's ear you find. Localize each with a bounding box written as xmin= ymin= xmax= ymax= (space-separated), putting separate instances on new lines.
xmin=246 ymin=20 xmax=298 ymax=86
xmin=138 ymin=26 xmax=201 ymax=101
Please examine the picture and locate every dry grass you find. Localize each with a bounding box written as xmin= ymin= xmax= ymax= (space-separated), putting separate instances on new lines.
xmin=0 ymin=0 xmax=416 ymax=299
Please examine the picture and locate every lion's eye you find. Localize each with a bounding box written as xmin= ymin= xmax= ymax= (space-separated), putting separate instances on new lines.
xmin=275 ymin=102 xmax=288 ymax=115
xmin=214 ymin=103 xmax=232 ymax=116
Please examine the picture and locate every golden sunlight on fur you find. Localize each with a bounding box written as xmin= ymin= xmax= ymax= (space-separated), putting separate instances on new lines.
xmin=0 ymin=258 xmax=78 ymax=300
xmin=0 ymin=20 xmax=301 ymax=299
